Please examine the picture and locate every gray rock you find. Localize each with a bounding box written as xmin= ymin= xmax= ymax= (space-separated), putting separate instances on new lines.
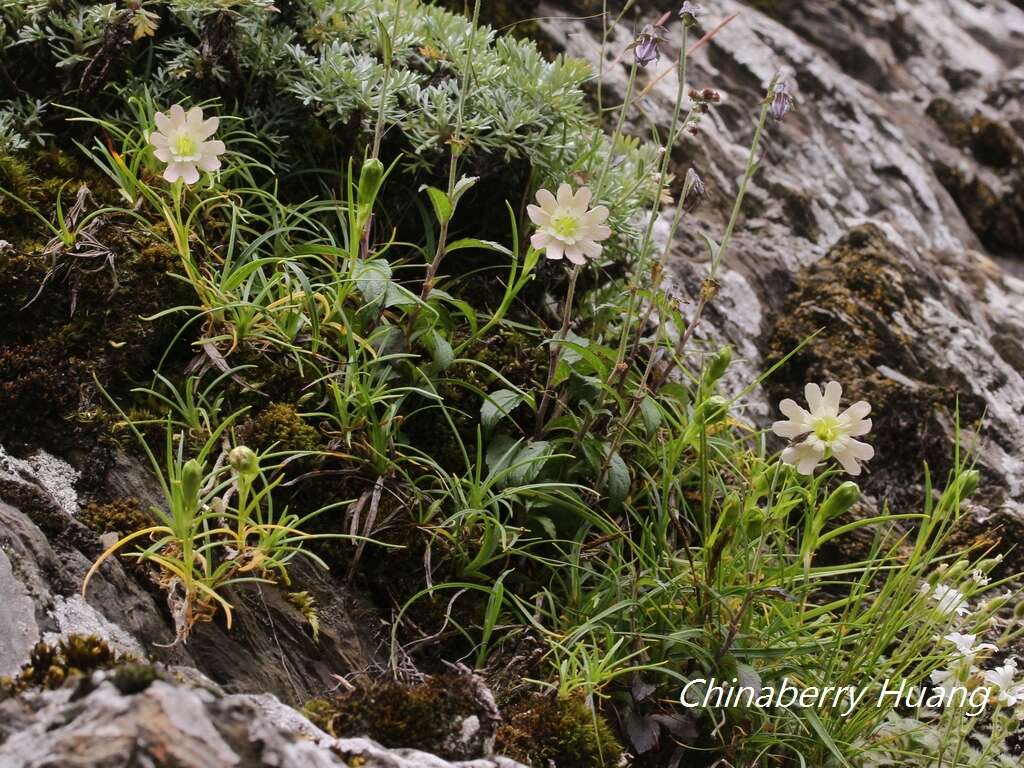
xmin=0 ymin=549 xmax=37 ymax=678
xmin=0 ymin=675 xmax=529 ymax=768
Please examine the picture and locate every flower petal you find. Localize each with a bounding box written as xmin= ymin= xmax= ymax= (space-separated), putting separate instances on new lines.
xmin=201 ymin=139 xmax=225 ymax=159
xmin=572 ymin=185 xmax=592 ymax=211
xmin=584 ymin=205 xmax=610 ymax=225
xmin=530 ymin=232 xmax=549 ymax=250
xmin=779 ymin=398 xmax=811 ymax=423
xmin=168 ymin=103 xmax=186 ymax=124
xmin=196 ymin=116 xmax=220 ymax=141
xmin=186 ymin=105 xmax=204 ymax=126
xmin=527 ymin=204 xmax=550 ymax=226
xmin=545 ymin=241 xmax=564 ymax=261
xmin=154 ymin=147 xmax=171 ymax=162
xmin=149 ymin=131 xmax=168 ymax=148
xmin=578 ymin=239 xmax=602 ymax=259
xmin=845 ymin=418 xmax=872 ymax=437
xmin=586 ymin=224 xmax=612 ymax=242
xmin=154 ymin=111 xmax=172 ymax=134
xmin=804 ymin=382 xmax=823 ymax=414
xmin=782 ymin=441 xmax=824 ymax=475
xmin=556 ymin=183 xmax=573 ymax=206
xmin=536 ymin=188 xmax=556 ymax=211
xmin=840 ymin=400 xmax=871 ymax=422
xmin=197 ymin=153 xmax=222 ymax=172
xmin=822 ymin=381 xmax=843 ymax=416
xmin=564 ymin=245 xmax=585 ymax=265
xmin=772 ymin=419 xmax=810 ymax=439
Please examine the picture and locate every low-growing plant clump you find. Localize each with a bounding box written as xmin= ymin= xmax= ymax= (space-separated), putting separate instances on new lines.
xmin=2 ymin=2 xmax=1022 ymax=767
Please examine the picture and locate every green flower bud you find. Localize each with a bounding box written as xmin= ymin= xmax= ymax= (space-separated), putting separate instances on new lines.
xmin=820 ymin=481 xmax=859 ymax=522
xmin=181 ymin=458 xmax=203 ymax=507
xmin=698 ymin=395 xmax=730 ymax=425
xmin=958 ymin=469 xmax=981 ymax=498
xmin=705 ymin=345 xmax=732 ymax=384
xmin=229 ymin=446 xmax=260 ymax=479
xmin=944 ymin=560 xmax=971 ymax=582
xmin=977 ymin=556 xmax=1003 ymax=573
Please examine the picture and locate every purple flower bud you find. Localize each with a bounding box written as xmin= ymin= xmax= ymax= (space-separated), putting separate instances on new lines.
xmin=633 ymin=25 xmax=667 ymax=67
xmin=770 ymin=82 xmax=793 ymax=121
xmin=679 ymin=2 xmax=704 ymax=27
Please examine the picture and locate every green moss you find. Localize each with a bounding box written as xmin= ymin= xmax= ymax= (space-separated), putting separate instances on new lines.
xmin=238 ymin=402 xmax=321 ymax=454
xmin=495 ymin=692 xmax=623 ymax=768
xmin=0 ymin=149 xmax=191 ymax=446
xmin=78 ymin=498 xmax=153 ymax=537
xmin=305 ymin=675 xmax=491 ymax=759
xmin=1 ymin=635 xmax=134 ymax=695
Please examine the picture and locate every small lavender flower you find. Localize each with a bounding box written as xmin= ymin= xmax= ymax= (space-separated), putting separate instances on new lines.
xmin=679 ymin=2 xmax=704 ymax=27
xmin=632 ymin=24 xmax=667 ymax=67
xmin=770 ymin=82 xmax=793 ymax=121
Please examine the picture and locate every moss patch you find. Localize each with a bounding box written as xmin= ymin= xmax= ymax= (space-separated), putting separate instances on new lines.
xmin=495 ymin=692 xmax=623 ymax=768
xmin=926 ymin=98 xmax=1024 ymax=256
xmin=305 ymin=674 xmax=496 ymax=760
xmin=1 ymin=635 xmax=134 ymax=695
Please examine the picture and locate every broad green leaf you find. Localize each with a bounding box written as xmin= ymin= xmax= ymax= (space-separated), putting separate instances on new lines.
xmin=422 ymin=185 xmax=453 ymax=224
xmin=481 ymin=388 xmax=524 ymax=432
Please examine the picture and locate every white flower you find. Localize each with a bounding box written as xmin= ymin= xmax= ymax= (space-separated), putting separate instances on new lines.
xmin=930 ymin=667 xmax=963 ymax=699
xmin=772 ymin=381 xmax=874 ymax=475
xmin=944 ymin=632 xmax=997 ymax=663
xmin=528 ymin=183 xmax=611 ymax=265
xmin=971 ymin=569 xmax=990 ymax=586
xmin=149 ymin=104 xmax=225 ymax=184
xmin=983 ymin=659 xmax=1024 ymax=706
xmin=920 ymin=582 xmax=970 ymax=617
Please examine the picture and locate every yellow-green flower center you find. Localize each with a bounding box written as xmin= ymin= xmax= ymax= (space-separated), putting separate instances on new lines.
xmin=550 ymin=211 xmax=581 ymax=240
xmin=812 ymin=415 xmax=841 ymax=443
xmin=172 ymin=133 xmax=198 ymax=159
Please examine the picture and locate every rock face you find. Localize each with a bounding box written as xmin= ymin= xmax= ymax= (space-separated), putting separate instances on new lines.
xmin=540 ymin=0 xmax=1024 ymax=514
xmin=0 ymin=672 xmax=527 ymax=768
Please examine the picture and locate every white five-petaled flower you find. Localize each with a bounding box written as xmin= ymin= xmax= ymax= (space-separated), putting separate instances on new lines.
xmin=920 ymin=582 xmax=970 ymax=617
xmin=983 ymin=659 xmax=1024 ymax=706
xmin=528 ymin=184 xmax=611 ymax=265
xmin=944 ymin=632 xmax=998 ymax=663
xmin=149 ymin=104 xmax=225 ymax=184
xmin=772 ymin=381 xmax=874 ymax=476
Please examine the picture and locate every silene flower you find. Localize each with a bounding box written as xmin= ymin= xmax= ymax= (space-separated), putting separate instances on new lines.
xmin=944 ymin=632 xmax=997 ymax=663
xmin=528 ymin=183 xmax=612 ymax=265
xmin=920 ymin=582 xmax=970 ymax=617
xmin=149 ymin=104 xmax=226 ymax=184
xmin=632 ymin=24 xmax=667 ymax=67
xmin=772 ymin=381 xmax=874 ymax=476
xmin=983 ymin=659 xmax=1024 ymax=706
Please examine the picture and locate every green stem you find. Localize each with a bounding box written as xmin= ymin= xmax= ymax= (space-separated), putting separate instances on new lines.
xmin=535 ymin=264 xmax=582 ymax=438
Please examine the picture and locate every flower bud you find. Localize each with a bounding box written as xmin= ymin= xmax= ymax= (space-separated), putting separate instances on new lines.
xmin=679 ymin=2 xmax=704 ymax=28
xmin=957 ymin=469 xmax=981 ymax=498
xmin=181 ymin=459 xmax=203 ymax=507
xmin=819 ymin=481 xmax=859 ymax=522
xmin=682 ymin=168 xmax=706 ymax=212
xmin=769 ymin=81 xmax=793 ymax=121
xmin=943 ymin=560 xmax=971 ymax=582
xmin=229 ymin=446 xmax=260 ymax=479
xmin=706 ymin=345 xmax=732 ymax=383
